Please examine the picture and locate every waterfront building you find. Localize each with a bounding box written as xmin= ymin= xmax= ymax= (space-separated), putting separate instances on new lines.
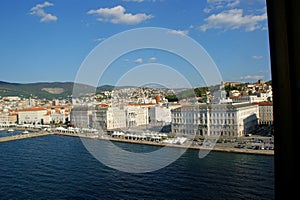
xmin=254 ymin=102 xmax=273 ymax=125
xmin=126 ymin=105 xmax=149 ymax=127
xmin=47 ymin=106 xmax=71 ymax=124
xmin=0 ymin=109 xmax=17 ymax=125
xmin=18 ymin=107 xmax=51 ymax=125
xmin=93 ymin=104 xmax=149 ymax=130
xmin=70 ymin=106 xmax=92 ymax=128
xmin=149 ymin=105 xmax=171 ymax=124
xmin=93 ymin=104 xmax=126 ymax=130
xmin=171 ymin=103 xmax=259 ymax=137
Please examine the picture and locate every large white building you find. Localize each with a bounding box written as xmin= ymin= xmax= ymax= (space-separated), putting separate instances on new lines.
xmin=93 ymin=105 xmax=126 ymax=130
xmin=126 ymin=106 xmax=149 ymax=127
xmin=70 ymin=106 xmax=92 ymax=128
xmin=18 ymin=107 xmax=51 ymax=125
xmin=93 ymin=104 xmax=149 ymax=130
xmin=148 ymin=105 xmax=171 ymax=124
xmin=171 ymin=103 xmax=259 ymax=137
xmin=47 ymin=106 xmax=71 ymax=124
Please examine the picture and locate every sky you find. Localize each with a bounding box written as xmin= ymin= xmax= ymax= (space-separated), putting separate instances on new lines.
xmin=0 ymin=0 xmax=270 ymax=87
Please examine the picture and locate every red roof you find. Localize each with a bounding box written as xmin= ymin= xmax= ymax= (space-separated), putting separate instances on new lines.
xmin=18 ymin=107 xmax=47 ymax=112
xmin=96 ymin=104 xmax=109 ymax=108
xmin=253 ymin=102 xmax=273 ymax=106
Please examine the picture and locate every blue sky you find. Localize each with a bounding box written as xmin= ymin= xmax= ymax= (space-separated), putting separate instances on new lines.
xmin=0 ymin=0 xmax=270 ymax=87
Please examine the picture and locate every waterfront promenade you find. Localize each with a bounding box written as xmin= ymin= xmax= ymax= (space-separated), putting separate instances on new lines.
xmin=0 ymin=130 xmax=274 ymax=156
xmin=54 ymin=132 xmax=274 ymax=156
xmin=0 ymin=131 xmax=53 ymax=143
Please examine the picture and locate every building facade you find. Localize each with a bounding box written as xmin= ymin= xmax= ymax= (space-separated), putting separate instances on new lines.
xmin=70 ymin=106 xmax=92 ymax=128
xmin=93 ymin=105 xmax=149 ymax=131
xmin=93 ymin=105 xmax=127 ymax=130
xmin=47 ymin=106 xmax=71 ymax=124
xmin=255 ymin=102 xmax=273 ymax=125
xmin=149 ymin=106 xmax=172 ymax=124
xmin=171 ymin=103 xmax=259 ymax=137
xmin=0 ymin=109 xmax=17 ymax=125
xmin=18 ymin=107 xmax=51 ymax=124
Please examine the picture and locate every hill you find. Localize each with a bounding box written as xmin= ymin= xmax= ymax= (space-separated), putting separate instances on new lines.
xmin=0 ymin=81 xmax=114 ymax=99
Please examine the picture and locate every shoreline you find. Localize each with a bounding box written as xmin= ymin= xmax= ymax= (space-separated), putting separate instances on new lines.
xmin=55 ymin=132 xmax=274 ymax=156
xmin=0 ymin=129 xmax=273 ymax=156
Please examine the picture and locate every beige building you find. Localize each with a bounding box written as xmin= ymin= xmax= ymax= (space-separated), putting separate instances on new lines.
xmin=18 ymin=107 xmax=51 ymax=125
xmin=93 ymin=104 xmax=149 ymax=131
xmin=93 ymin=105 xmax=126 ymax=130
xmin=47 ymin=106 xmax=71 ymax=124
xmin=0 ymin=109 xmax=17 ymax=125
xmin=254 ymin=102 xmax=273 ymax=125
xmin=126 ymin=106 xmax=149 ymax=127
xmin=149 ymin=105 xmax=171 ymax=123
xmin=171 ymin=103 xmax=259 ymax=137
xmin=70 ymin=106 xmax=92 ymax=128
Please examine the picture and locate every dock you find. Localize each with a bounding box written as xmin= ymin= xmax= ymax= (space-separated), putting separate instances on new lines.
xmin=0 ymin=132 xmax=53 ymax=143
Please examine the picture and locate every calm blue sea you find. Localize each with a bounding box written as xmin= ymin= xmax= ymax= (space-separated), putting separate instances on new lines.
xmin=0 ymin=133 xmax=274 ymax=200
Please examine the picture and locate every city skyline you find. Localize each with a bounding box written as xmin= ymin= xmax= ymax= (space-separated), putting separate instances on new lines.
xmin=0 ymin=0 xmax=270 ymax=86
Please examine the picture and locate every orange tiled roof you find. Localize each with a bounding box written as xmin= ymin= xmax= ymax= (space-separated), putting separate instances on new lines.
xmin=18 ymin=107 xmax=47 ymax=112
xmin=96 ymin=104 xmax=109 ymax=108
xmin=253 ymin=101 xmax=273 ymax=106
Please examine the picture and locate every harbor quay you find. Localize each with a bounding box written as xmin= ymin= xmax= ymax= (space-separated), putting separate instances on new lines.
xmin=0 ymin=127 xmax=274 ymax=156
xmin=55 ymin=131 xmax=274 ymax=156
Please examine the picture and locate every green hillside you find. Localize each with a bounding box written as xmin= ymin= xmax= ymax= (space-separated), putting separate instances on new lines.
xmin=0 ymin=81 xmax=114 ymax=99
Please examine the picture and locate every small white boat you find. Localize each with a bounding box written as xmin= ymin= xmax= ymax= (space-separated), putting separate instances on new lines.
xmin=7 ymin=129 xmax=14 ymax=132
xmin=22 ymin=130 xmax=29 ymax=134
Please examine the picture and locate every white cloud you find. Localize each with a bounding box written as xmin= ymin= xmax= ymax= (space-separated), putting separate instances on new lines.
xmin=240 ymin=75 xmax=264 ymax=80
xmin=200 ymin=9 xmax=267 ymax=32
xmin=167 ymin=29 xmax=189 ymax=36
xmin=148 ymin=57 xmax=157 ymax=62
xmin=203 ymin=8 xmax=212 ymax=13
xmin=204 ymin=0 xmax=240 ymax=13
xmin=87 ymin=5 xmax=153 ymax=25
xmin=30 ymin=1 xmax=58 ymax=23
xmin=252 ymin=55 xmax=263 ymax=60
xmin=95 ymin=37 xmax=106 ymax=42
xmin=134 ymin=58 xmax=143 ymax=63
xmin=207 ymin=0 xmax=240 ymax=8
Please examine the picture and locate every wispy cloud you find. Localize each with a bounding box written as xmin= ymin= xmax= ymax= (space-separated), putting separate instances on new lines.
xmin=204 ymin=0 xmax=240 ymax=13
xmin=167 ymin=29 xmax=189 ymax=36
xmin=29 ymin=1 xmax=58 ymax=23
xmin=87 ymin=5 xmax=153 ymax=25
xmin=148 ymin=57 xmax=157 ymax=62
xmin=95 ymin=37 xmax=106 ymax=42
xmin=134 ymin=58 xmax=143 ymax=63
xmin=252 ymin=55 xmax=263 ymax=60
xmin=200 ymin=9 xmax=267 ymax=32
xmin=240 ymin=75 xmax=264 ymax=80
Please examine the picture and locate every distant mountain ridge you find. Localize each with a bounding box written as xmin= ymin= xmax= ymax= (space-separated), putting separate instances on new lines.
xmin=0 ymin=81 xmax=115 ymax=99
